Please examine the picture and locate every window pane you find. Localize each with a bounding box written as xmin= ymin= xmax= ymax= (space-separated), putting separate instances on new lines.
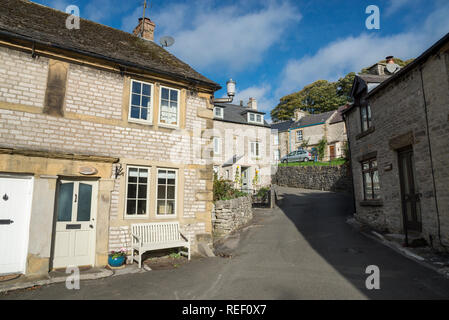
xmin=166 ymin=200 xmax=175 ymax=215
xmin=140 ymin=107 xmax=148 ymax=120
xmin=364 ymin=172 xmax=372 ymax=200
xmin=372 ymin=170 xmax=380 ymax=199
xmin=138 ymin=184 xmax=147 ymax=199
xmin=132 ymin=94 xmax=140 ymax=106
xmin=161 ymin=88 xmax=169 ymax=100
xmin=127 ymin=183 xmax=137 ymax=198
xmin=130 ymin=106 xmax=140 ymax=119
xmin=137 ymin=200 xmax=146 ymax=215
xmin=142 ymin=84 xmax=151 ymax=96
xmin=157 ymin=185 xmax=166 ymax=199
xmin=157 ymin=200 xmax=167 ymax=215
xmin=167 ymin=186 xmax=175 ymax=199
xmin=250 ymin=114 xmax=255 ymax=121
xmin=141 ymin=96 xmax=150 ymax=108
xmin=132 ymin=81 xmax=141 ymax=94
xmin=128 ymin=168 xmax=138 ymax=182
xmin=77 ymin=183 xmax=92 ymax=222
xmin=170 ymin=90 xmax=178 ymax=101
xmin=57 ymin=183 xmax=74 ymax=222
xmin=256 ymin=115 xmax=261 ymax=122
xmin=127 ymin=200 xmax=136 ymax=215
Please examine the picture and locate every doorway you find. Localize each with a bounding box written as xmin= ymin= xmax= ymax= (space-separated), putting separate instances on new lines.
xmin=398 ymin=147 xmax=422 ymax=232
xmin=52 ymin=179 xmax=98 ymax=269
xmin=0 ymin=175 xmax=33 ymax=275
xmin=241 ymin=167 xmax=250 ymax=193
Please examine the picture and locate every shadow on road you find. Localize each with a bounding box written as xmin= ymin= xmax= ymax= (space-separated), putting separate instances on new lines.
xmin=276 ymin=187 xmax=449 ymax=300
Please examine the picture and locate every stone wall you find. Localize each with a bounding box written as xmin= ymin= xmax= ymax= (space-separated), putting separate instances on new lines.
xmin=272 ymin=164 xmax=353 ymax=193
xmin=212 ymin=195 xmax=253 ymax=237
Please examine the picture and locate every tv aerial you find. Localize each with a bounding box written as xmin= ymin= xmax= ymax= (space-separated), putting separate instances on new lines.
xmin=159 ymin=36 xmax=175 ymax=49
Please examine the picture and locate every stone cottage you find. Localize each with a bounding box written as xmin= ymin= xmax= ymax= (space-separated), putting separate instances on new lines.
xmin=0 ymin=0 xmax=219 ymax=276
xmin=343 ymin=33 xmax=449 ymax=250
xmin=272 ymin=108 xmax=348 ymax=161
xmin=212 ymin=98 xmax=273 ymax=191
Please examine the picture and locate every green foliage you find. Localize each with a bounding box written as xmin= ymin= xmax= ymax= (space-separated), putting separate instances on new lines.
xmin=360 ymin=58 xmax=414 ymax=74
xmin=256 ymin=187 xmax=270 ymax=198
xmin=317 ymin=137 xmax=327 ymax=161
xmin=169 ymin=252 xmax=182 ymax=259
xmin=271 ymin=72 xmax=355 ymax=121
xmin=278 ymin=159 xmax=346 ymax=167
xmin=300 ymin=138 xmax=310 ymax=149
xmin=214 ymin=176 xmax=246 ymax=201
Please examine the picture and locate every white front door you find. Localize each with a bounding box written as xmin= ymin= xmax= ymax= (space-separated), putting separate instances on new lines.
xmin=0 ymin=176 xmax=33 ymax=275
xmin=53 ymin=180 xmax=98 ymax=269
xmin=241 ymin=167 xmax=250 ymax=191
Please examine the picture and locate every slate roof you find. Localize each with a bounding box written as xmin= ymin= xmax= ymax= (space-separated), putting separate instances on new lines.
xmin=290 ymin=110 xmax=336 ymax=129
xmin=214 ymin=103 xmax=270 ymax=128
xmin=0 ymin=0 xmax=219 ymax=89
xmin=329 ymin=105 xmax=349 ymax=124
xmin=271 ymin=120 xmax=294 ymax=132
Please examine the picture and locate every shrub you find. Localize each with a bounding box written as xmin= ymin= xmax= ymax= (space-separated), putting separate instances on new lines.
xmin=317 ymin=137 xmax=327 ymax=161
xmin=213 ymin=177 xmax=246 ymax=201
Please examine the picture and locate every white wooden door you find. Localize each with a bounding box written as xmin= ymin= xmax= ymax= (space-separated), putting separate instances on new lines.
xmin=53 ymin=180 xmax=98 ymax=269
xmin=0 ymin=176 xmax=33 ymax=275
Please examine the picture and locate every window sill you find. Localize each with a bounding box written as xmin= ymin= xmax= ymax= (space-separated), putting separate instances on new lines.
xmin=158 ymin=123 xmax=179 ymax=130
xmin=128 ymin=118 xmax=153 ymax=126
xmin=360 ymin=199 xmax=383 ymax=207
xmin=356 ymin=126 xmax=375 ymax=140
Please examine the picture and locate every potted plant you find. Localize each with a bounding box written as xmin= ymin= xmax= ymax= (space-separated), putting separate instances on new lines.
xmin=108 ymin=248 xmax=127 ymax=267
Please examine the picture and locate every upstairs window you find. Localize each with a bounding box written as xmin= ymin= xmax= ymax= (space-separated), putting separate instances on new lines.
xmin=160 ymin=86 xmax=179 ymax=126
xmin=129 ymin=80 xmax=153 ymax=123
xmin=214 ymin=107 xmax=224 ymax=119
xmin=362 ymin=158 xmax=380 ymax=200
xmin=248 ymin=112 xmax=264 ymax=124
xmin=360 ymin=104 xmax=372 ymax=132
xmin=296 ymin=130 xmax=303 ymax=142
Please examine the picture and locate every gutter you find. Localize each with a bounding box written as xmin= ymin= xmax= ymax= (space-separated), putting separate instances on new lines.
xmin=0 ymin=29 xmax=221 ymax=91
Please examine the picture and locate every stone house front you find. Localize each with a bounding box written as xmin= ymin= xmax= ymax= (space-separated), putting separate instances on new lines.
xmin=212 ymin=98 xmax=273 ymax=192
xmin=343 ymin=34 xmax=449 ymax=250
xmin=274 ymin=108 xmax=348 ymax=161
xmin=0 ymin=0 xmax=219 ymax=277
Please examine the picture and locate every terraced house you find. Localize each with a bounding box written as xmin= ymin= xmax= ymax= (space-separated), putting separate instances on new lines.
xmin=212 ymin=98 xmax=273 ymax=192
xmin=343 ymin=34 xmax=449 ymax=251
xmin=0 ymin=0 xmax=219 ymax=277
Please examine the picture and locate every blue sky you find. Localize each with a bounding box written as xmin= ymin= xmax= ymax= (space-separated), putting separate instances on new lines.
xmin=33 ymin=0 xmax=449 ymax=121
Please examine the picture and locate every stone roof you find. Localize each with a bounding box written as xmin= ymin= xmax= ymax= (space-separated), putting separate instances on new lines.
xmin=291 ymin=110 xmax=336 ymax=129
xmin=213 ymin=103 xmax=270 ymax=128
xmin=271 ymin=120 xmax=294 ymax=132
xmin=0 ymin=0 xmax=219 ymax=89
xmin=329 ymin=105 xmax=349 ymax=124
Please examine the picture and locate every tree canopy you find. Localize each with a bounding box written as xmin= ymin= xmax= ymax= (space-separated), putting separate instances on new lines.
xmin=271 ymin=58 xmax=413 ymax=122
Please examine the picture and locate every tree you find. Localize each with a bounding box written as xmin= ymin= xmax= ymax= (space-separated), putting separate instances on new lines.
xmin=271 ymin=73 xmax=355 ymax=122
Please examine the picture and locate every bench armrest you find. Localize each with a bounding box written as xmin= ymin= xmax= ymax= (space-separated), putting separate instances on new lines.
xmin=131 ymin=233 xmax=142 ymax=246
xmin=179 ymin=232 xmax=189 ymax=243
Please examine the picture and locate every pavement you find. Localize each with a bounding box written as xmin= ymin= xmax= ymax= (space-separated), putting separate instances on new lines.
xmin=2 ymin=186 xmax=449 ymax=300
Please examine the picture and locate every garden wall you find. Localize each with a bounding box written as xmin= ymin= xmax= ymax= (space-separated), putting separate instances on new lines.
xmin=272 ymin=164 xmax=353 ymax=193
xmin=212 ymin=195 xmax=253 ymax=237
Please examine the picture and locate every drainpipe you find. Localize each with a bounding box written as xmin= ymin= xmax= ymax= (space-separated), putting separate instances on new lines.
xmin=419 ymin=66 xmax=448 ymax=251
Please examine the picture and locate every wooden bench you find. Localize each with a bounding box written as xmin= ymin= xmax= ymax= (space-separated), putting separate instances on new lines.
xmin=131 ymin=222 xmax=190 ymax=268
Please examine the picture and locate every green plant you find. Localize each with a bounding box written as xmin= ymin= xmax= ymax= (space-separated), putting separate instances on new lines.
xmin=214 ymin=176 xmax=246 ymax=201
xmin=317 ymin=137 xmax=327 ymax=161
xmin=169 ymin=252 xmax=182 ymax=259
xmin=234 ymin=166 xmax=242 ymax=188
xmin=252 ymin=169 xmax=260 ymax=188
xmin=256 ymin=187 xmax=270 ymax=198
xmin=109 ymin=248 xmax=127 ymax=259
xmin=300 ymin=138 xmax=310 ymax=149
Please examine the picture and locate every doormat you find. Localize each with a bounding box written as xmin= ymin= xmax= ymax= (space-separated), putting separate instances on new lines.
xmin=0 ymin=274 xmax=21 ymax=282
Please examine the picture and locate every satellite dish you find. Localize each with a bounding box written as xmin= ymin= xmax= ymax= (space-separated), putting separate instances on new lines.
xmin=386 ymin=63 xmax=400 ymax=74
xmin=159 ymin=36 xmax=175 ymax=48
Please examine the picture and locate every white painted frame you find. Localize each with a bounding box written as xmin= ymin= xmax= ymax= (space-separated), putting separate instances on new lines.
xmin=124 ymin=165 xmax=151 ymax=219
xmin=128 ymin=79 xmax=154 ymax=125
xmin=213 ymin=136 xmax=222 ymax=155
xmin=155 ymin=168 xmax=178 ymax=219
xmin=214 ymin=107 xmax=224 ymax=119
xmin=247 ymin=112 xmax=264 ymax=124
xmin=158 ymin=86 xmax=181 ymax=128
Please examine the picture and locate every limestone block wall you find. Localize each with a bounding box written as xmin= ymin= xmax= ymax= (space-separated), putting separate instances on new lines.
xmin=212 ymin=195 xmax=253 ymax=237
xmin=273 ymin=164 xmax=353 ymax=194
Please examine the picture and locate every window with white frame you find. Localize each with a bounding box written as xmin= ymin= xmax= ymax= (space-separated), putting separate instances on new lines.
xmin=125 ymin=166 xmax=149 ymax=217
xmin=159 ymin=86 xmax=179 ymax=126
xmin=250 ymin=141 xmax=260 ymax=158
xmin=248 ymin=112 xmax=264 ymax=124
xmin=273 ymin=135 xmax=279 ymax=145
xmin=214 ymin=107 xmax=224 ymax=119
xmin=213 ymin=137 xmax=222 ymax=155
xmin=157 ymin=169 xmax=177 ymax=216
xmin=129 ymin=80 xmax=153 ymax=123
xmin=296 ymin=130 xmax=303 ymax=141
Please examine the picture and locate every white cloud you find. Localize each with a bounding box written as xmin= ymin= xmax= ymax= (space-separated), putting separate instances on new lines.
xmin=276 ymin=2 xmax=449 ymax=97
xmin=122 ymin=1 xmax=301 ymax=72
xmin=385 ymin=0 xmax=413 ymax=16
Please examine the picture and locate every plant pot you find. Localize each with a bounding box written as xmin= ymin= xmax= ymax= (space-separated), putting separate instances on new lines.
xmin=108 ymin=255 xmax=125 ymax=267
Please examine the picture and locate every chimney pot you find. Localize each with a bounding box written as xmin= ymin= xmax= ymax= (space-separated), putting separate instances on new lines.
xmin=386 ymin=56 xmax=395 ymax=64
xmin=133 ymin=17 xmax=156 ymax=41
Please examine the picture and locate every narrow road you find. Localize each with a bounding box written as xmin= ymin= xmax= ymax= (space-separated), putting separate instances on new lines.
xmin=3 ymin=187 xmax=449 ymax=299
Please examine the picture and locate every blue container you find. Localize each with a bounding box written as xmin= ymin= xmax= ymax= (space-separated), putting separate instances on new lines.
xmin=108 ymin=255 xmax=125 ymax=267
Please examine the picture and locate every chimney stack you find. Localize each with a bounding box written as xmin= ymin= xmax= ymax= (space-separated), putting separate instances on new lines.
xmin=248 ymin=98 xmax=257 ymax=110
xmin=386 ymin=56 xmax=395 ymax=64
xmin=294 ymin=109 xmax=306 ymax=121
xmin=133 ymin=17 xmax=156 ymax=41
